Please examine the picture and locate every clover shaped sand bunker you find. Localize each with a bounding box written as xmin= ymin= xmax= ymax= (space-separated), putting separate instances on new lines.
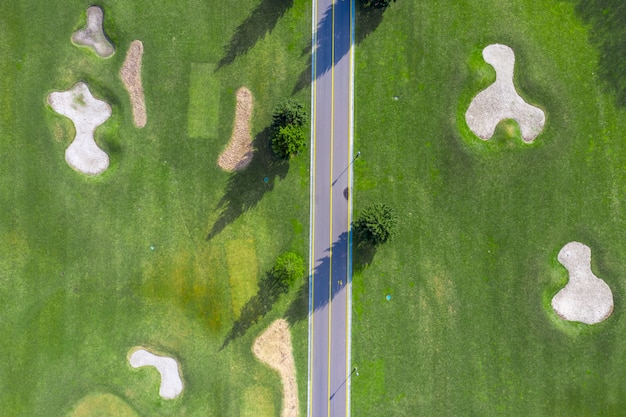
xmin=551 ymin=242 xmax=613 ymax=325
xmin=47 ymin=82 xmax=111 ymax=175
xmin=72 ymin=6 xmax=115 ymax=58
xmin=465 ymin=44 xmax=545 ymax=143
xmin=129 ymin=348 xmax=183 ymax=400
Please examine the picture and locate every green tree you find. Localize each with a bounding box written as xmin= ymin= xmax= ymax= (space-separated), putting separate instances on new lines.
xmin=271 ymin=124 xmax=307 ymax=159
xmin=271 ymin=99 xmax=307 ymax=129
xmin=272 ymin=252 xmax=305 ymax=289
xmin=360 ymin=0 xmax=396 ymax=9
xmin=354 ymin=203 xmax=398 ymax=245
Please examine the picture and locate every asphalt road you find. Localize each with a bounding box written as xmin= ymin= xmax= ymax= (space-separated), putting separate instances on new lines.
xmin=308 ymin=1 xmax=354 ymax=416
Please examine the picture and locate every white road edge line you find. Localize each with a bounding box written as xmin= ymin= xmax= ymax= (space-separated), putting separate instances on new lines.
xmin=346 ymin=1 xmax=355 ymax=416
xmin=307 ymin=0 xmax=317 ymax=416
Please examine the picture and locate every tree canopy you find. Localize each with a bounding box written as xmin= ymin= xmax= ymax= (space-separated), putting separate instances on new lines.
xmin=271 ymin=124 xmax=307 ymax=158
xmin=360 ymin=0 xmax=396 ymax=9
xmin=354 ymin=203 xmax=398 ymax=246
xmin=270 ymin=99 xmax=308 ymax=159
xmin=272 ymin=252 xmax=306 ymax=289
xmin=271 ymin=99 xmax=307 ymax=129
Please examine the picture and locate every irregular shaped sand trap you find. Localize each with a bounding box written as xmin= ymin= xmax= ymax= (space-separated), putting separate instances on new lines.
xmin=129 ymin=348 xmax=183 ymax=399
xmin=218 ymin=87 xmax=254 ymax=171
xmin=120 ymin=40 xmax=147 ymax=128
xmin=551 ymin=242 xmax=614 ymax=325
xmin=47 ymin=82 xmax=111 ymax=175
xmin=253 ymin=319 xmax=298 ymax=417
xmin=465 ymin=44 xmax=545 ymax=143
xmin=72 ymin=6 xmax=115 ymax=58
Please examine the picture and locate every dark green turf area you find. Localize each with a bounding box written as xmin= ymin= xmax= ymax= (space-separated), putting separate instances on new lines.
xmin=353 ymin=1 xmax=626 ymax=415
xmin=0 ymin=1 xmax=310 ymax=416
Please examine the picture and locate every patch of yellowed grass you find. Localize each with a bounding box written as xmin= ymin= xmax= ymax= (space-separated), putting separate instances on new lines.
xmin=226 ymin=239 xmax=259 ymax=318
xmin=241 ymin=385 xmax=276 ymax=417
xmin=69 ymin=393 xmax=138 ymax=417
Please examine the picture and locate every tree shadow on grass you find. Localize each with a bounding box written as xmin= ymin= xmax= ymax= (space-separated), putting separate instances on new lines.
xmin=220 ymin=270 xmax=289 ymax=350
xmin=293 ymin=1 xmax=385 ymax=93
xmin=571 ymin=0 xmax=626 ymax=106
xmin=283 ymin=229 xmax=377 ymax=325
xmin=206 ymin=127 xmax=289 ymax=241
xmin=217 ymin=0 xmax=295 ymax=69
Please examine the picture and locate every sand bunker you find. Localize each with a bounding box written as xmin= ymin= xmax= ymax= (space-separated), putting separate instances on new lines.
xmin=129 ymin=348 xmax=183 ymax=399
xmin=47 ymin=82 xmax=111 ymax=175
xmin=120 ymin=40 xmax=147 ymax=128
xmin=252 ymin=319 xmax=298 ymax=417
xmin=551 ymin=242 xmax=614 ymax=325
xmin=218 ymin=87 xmax=254 ymax=171
xmin=72 ymin=6 xmax=115 ymax=58
xmin=465 ymin=44 xmax=545 ymax=143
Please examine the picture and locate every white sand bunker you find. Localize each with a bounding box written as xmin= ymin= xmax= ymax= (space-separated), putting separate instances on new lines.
xmin=47 ymin=82 xmax=111 ymax=175
xmin=465 ymin=44 xmax=545 ymax=143
xmin=218 ymin=87 xmax=254 ymax=172
xmin=129 ymin=348 xmax=183 ymax=399
xmin=72 ymin=6 xmax=115 ymax=58
xmin=253 ymin=319 xmax=298 ymax=417
xmin=120 ymin=40 xmax=147 ymax=128
xmin=551 ymin=242 xmax=614 ymax=325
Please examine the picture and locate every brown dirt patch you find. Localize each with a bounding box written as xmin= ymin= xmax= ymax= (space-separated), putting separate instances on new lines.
xmin=120 ymin=40 xmax=147 ymax=128
xmin=218 ymin=87 xmax=254 ymax=171
xmin=252 ymin=319 xmax=298 ymax=417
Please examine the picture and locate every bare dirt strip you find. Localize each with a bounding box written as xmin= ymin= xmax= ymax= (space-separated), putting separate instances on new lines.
xmin=120 ymin=40 xmax=147 ymax=128
xmin=218 ymin=87 xmax=254 ymax=171
xmin=252 ymin=319 xmax=298 ymax=417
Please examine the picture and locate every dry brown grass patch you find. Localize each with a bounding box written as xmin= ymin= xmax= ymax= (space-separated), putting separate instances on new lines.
xmin=252 ymin=319 xmax=298 ymax=417
xmin=218 ymin=87 xmax=254 ymax=171
xmin=120 ymin=40 xmax=147 ymax=128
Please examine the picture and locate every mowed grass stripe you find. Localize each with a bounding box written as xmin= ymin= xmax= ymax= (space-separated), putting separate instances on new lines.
xmin=240 ymin=385 xmax=275 ymax=417
xmin=69 ymin=393 xmax=138 ymax=417
xmin=226 ymin=239 xmax=259 ymax=319
xmin=188 ymin=63 xmax=220 ymax=138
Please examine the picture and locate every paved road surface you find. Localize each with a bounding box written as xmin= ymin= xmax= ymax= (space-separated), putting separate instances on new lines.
xmin=308 ymin=0 xmax=354 ymax=416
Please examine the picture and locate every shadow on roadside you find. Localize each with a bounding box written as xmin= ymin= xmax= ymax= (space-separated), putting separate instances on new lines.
xmin=206 ymin=127 xmax=289 ymax=241
xmin=220 ymin=270 xmax=290 ymax=350
xmin=571 ymin=0 xmax=626 ymax=106
xmin=283 ymin=228 xmax=377 ymax=325
xmin=293 ymin=1 xmax=386 ymax=93
xmin=217 ymin=0 xmax=295 ymax=69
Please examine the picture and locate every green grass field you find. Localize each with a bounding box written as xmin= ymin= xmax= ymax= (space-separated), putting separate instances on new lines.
xmin=353 ymin=1 xmax=626 ymax=415
xmin=0 ymin=1 xmax=310 ymax=416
